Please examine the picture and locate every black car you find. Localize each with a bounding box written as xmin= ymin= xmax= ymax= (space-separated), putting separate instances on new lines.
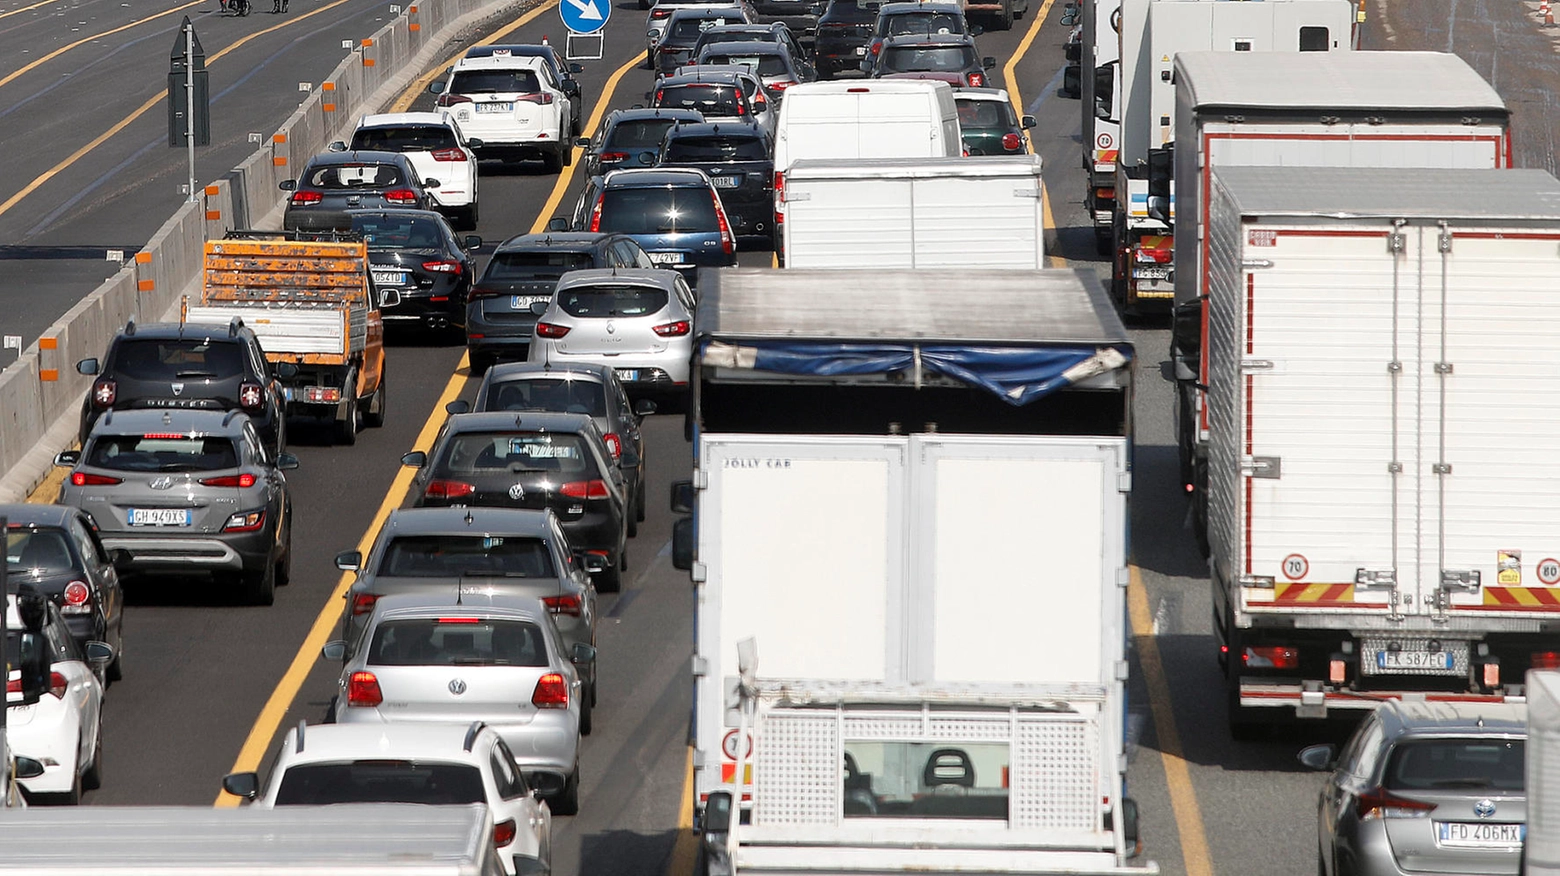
xmin=465 ymin=232 xmax=657 ymax=372
xmin=694 ymin=42 xmax=817 ymax=98
xmin=955 ymin=89 xmax=1034 ymax=155
xmin=577 ymin=168 xmax=739 ymax=285
xmin=348 ymin=209 xmax=481 ymax=336
xmin=657 ymin=121 xmax=774 ymax=244
xmin=862 ymin=1 xmax=974 ymax=68
xmin=404 ymin=411 xmax=630 ymax=591
xmin=692 ymin=22 xmax=810 ymax=64
xmin=2 ymin=504 xmax=125 ymax=681
xmin=657 ymin=7 xmax=751 ymax=75
xmin=280 ymin=151 xmax=436 ymax=232
xmin=465 ymin=45 xmax=585 ymax=134
xmin=814 ymin=0 xmax=882 ymax=78
xmin=651 ymin=70 xmax=762 ymax=122
xmin=747 ymin=0 xmax=820 ymax=44
xmin=868 ymin=33 xmax=995 ymax=87
xmin=76 ymin=319 xmax=291 ymax=458
xmin=579 ymin=107 xmax=705 ymax=178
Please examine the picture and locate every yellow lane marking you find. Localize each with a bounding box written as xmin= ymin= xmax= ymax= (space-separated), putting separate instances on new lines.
xmin=0 ymin=0 xmax=357 ymax=221
xmin=1128 ymin=565 xmax=1215 ymax=876
xmin=1000 ymin=0 xmax=1065 ymax=268
xmin=25 ymin=450 xmax=71 ymax=503
xmin=665 ymin=747 xmax=698 ymax=876
xmin=527 ymin=48 xmax=648 ymax=234
xmin=215 ymin=356 xmax=472 ymax=805
xmin=0 ymin=0 xmax=70 ymax=23
xmin=0 ymin=0 xmax=207 ymax=92
xmin=388 ymin=0 xmax=560 ymax=113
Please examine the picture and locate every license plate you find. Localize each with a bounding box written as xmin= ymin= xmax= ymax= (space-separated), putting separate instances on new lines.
xmin=1133 ymin=266 xmax=1170 ymax=280
xmin=711 ymin=175 xmax=741 ymax=188
xmin=476 ymin=101 xmax=514 ymax=113
xmin=128 ymin=508 xmax=193 ymax=527
xmin=616 ymin=369 xmax=640 ymax=381
xmin=648 ymin=252 xmax=681 ymax=264
xmin=372 ymin=270 xmax=407 ymax=286
xmin=510 ymin=295 xmax=548 ymax=310
xmin=1438 ymin=822 xmax=1523 ymax=848
xmin=1374 ymin=649 xmax=1455 ymax=671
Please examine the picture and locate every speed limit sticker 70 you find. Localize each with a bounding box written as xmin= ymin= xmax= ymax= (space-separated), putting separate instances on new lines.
xmin=722 ymin=730 xmax=753 ymax=760
xmin=1281 ymin=554 xmax=1309 ymax=581
xmin=1539 ymin=558 xmax=1560 ymax=586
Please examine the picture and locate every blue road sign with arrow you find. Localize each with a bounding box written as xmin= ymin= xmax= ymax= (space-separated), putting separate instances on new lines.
xmin=560 ymin=0 xmax=609 ymax=35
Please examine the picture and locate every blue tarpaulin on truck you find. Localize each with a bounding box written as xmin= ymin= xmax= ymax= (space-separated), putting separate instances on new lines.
xmin=700 ymin=340 xmax=1134 ymax=406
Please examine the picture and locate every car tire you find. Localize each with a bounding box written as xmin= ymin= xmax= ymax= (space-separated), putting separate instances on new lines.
xmin=458 ymin=202 xmax=480 ymax=231
xmin=636 ymin=471 xmax=647 ymax=523
xmin=627 ymin=514 xmax=638 ymax=538
xmin=336 ymin=375 xmax=359 ymax=446
xmin=580 ymin=696 xmax=593 ymax=736
xmin=364 ymin=371 xmax=387 ymax=429
xmin=244 ymin=558 xmax=277 ymax=607
xmin=1094 ymin=228 xmax=1112 ymax=257
xmin=106 ymin=643 xmax=124 ymax=683
xmin=993 ymin=0 xmax=1013 ymax=30
xmin=277 ymin=511 xmax=294 ymax=587
xmin=597 ymin=561 xmax=622 ymax=594
xmin=551 ymin=768 xmax=581 ymax=816
xmin=81 ymin=725 xmax=103 ymax=792
xmin=542 ymin=143 xmax=565 ymax=174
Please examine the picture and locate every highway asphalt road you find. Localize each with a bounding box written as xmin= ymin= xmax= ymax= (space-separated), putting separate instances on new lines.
xmin=0 ymin=2 xmax=1516 ymax=876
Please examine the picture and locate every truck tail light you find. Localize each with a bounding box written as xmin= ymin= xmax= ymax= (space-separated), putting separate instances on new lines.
xmin=1356 ymin=787 xmax=1436 ymax=822
xmin=71 ymin=472 xmax=122 ymax=486
xmin=542 ymin=594 xmax=583 ymax=617
xmin=422 ymin=260 xmax=462 ymax=274
xmin=239 ymin=382 xmax=264 ymax=411
xmin=430 ymin=147 xmax=467 ymax=162
xmin=350 ymin=593 xmax=381 ymax=616
xmin=1483 ymin=662 xmax=1501 ymax=687
xmin=1329 ymin=659 xmax=1347 ymax=684
xmin=602 ymin=433 xmax=622 ymax=458
xmin=1242 ymin=646 xmax=1298 ymax=670
xmin=290 ymin=190 xmax=323 ymax=206
xmin=424 ymin=479 xmax=476 ymax=500
xmin=532 ymin=672 xmax=569 ymax=708
xmin=91 ymin=378 xmax=117 ymax=408
xmin=535 ymin=322 xmax=571 ymax=339
xmin=653 ymin=320 xmax=691 ymax=337
xmin=347 ymin=671 xmax=383 ymax=707
xmin=60 ymin=581 xmax=93 ymax=616
xmin=384 ymin=189 xmax=419 ymax=205
xmin=1001 ymin=132 xmax=1022 ymax=152
xmin=773 ymin=171 xmax=786 ymax=222
xmin=222 ymin=510 xmax=266 ymax=533
xmin=200 ymin=473 xmax=257 ymax=488
xmin=560 ymin=479 xmax=610 ymax=499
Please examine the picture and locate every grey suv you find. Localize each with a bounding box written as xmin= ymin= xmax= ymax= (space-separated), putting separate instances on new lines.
xmin=55 ymin=409 xmax=299 ymax=605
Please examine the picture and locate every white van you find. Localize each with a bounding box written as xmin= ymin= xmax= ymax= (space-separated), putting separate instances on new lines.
xmin=771 ymin=80 xmax=962 ymax=243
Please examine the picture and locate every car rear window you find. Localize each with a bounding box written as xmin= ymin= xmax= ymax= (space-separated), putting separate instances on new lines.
xmin=598 ymin=187 xmax=718 ymax=235
xmin=449 ymin=68 xmax=541 ymax=94
xmin=882 ymin=11 xmax=964 ymax=36
xmin=483 ymin=250 xmax=595 ymax=281
xmin=656 ymin=84 xmax=741 ymax=116
xmin=275 ymin=762 xmax=485 ymax=806
xmin=378 ymin=535 xmax=555 ymax=578
xmin=559 ymin=284 xmax=670 ymax=318
xmin=698 ymin=32 xmax=769 ymax=51
xmin=6 ymin=529 xmax=77 ymax=576
xmin=367 ymin=618 xmax=549 ymax=667
xmin=350 ymin=125 xmax=459 ymax=152
xmin=86 ymin=435 xmax=239 ymax=473
xmin=700 ymin=53 xmax=789 ymax=77
xmin=304 ymin=163 xmax=405 ymax=189
xmin=670 ymin=15 xmax=739 ymax=39
xmin=1383 ymin=739 xmax=1525 ymax=793
xmin=483 ymin=378 xmax=607 ymax=417
xmin=109 ymin=338 xmax=246 ymax=381
xmin=881 ymin=44 xmax=975 ymax=72
xmin=665 ymin=135 xmax=768 ymax=162
xmin=352 ymin=215 xmax=448 ymax=250
xmin=605 ymin=118 xmax=683 ymax=150
xmin=956 ymin=99 xmax=1012 ymax=129
xmin=439 ymin=433 xmax=594 ymax=477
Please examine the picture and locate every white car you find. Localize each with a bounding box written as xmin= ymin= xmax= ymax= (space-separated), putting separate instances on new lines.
xmin=429 ymin=53 xmax=574 ymax=173
xmin=223 ymin=722 xmax=552 ymax=876
xmin=5 ymin=593 xmax=111 ymax=805
xmin=339 ymin=113 xmax=482 ymax=230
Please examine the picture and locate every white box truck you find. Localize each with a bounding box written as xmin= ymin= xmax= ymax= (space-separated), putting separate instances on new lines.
xmin=671 ymin=268 xmax=1150 ymax=876
xmin=1107 ymin=0 xmax=1353 ymax=315
xmin=1168 ymin=51 xmax=1511 ymax=555
xmin=1081 ymin=0 xmax=1121 ymax=255
xmin=780 ymin=155 xmax=1045 ymax=269
xmin=1529 ymin=670 xmax=1560 ymax=876
xmin=1202 ymin=165 xmax=1560 ymax=736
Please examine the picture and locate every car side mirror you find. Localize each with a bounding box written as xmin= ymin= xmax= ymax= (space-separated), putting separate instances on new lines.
xmin=702 ymin=790 xmax=733 ymax=833
xmin=275 ymin=362 xmax=299 ymax=378
xmin=428 ymin=80 xmax=447 ymax=94
xmin=670 ymin=479 xmax=695 ymax=514
xmin=569 ymin=62 xmax=585 ymax=74
xmin=633 ymin=398 xmax=658 ymax=416
xmin=526 ymin=772 xmax=566 ymax=797
xmin=379 ymin=289 xmax=402 ymax=308
xmin=672 ymin=517 xmax=695 ymax=571
xmin=75 ymin=358 xmax=99 ymax=375
xmin=401 ymin=450 xmax=427 ymax=468
xmin=1146 ymin=195 xmax=1171 ymax=226
xmin=54 ymin=450 xmax=80 ymax=467
xmin=1121 ymin=798 xmax=1142 ymax=858
xmin=13 ymin=757 xmax=45 ymax=780
xmin=547 ymin=217 xmax=570 ymax=232
xmin=580 ymin=552 xmax=610 ymax=573
xmin=530 ymin=301 xmax=550 ymax=316
xmin=1021 ymin=114 xmax=1036 ymax=129
xmin=639 ymin=150 xmax=658 ymax=165
xmin=279 ymin=179 xmax=297 ymax=192
xmin=563 ymin=81 xmax=580 ymax=95
xmin=85 ymin=640 xmax=114 ymax=666
xmin=422 ymin=177 xmax=442 ymax=189
xmin=222 ymin=772 xmax=260 ymax=801
xmin=1297 ymin=744 xmax=1338 ymax=771
xmin=575 ymin=136 xmax=592 ymax=149
xmin=1060 ymin=10 xmax=1078 ymax=25
xmin=467 ymin=137 xmax=483 ymax=148
xmin=464 ymin=235 xmax=483 ymax=250
xmin=446 ymin=400 xmax=472 ymax=415
xmin=108 ymin=548 xmax=133 ymax=570
xmin=335 ymin=550 xmax=362 ymax=572
xmin=275 ymin=452 xmax=300 ymax=471
xmin=327 ymin=141 xmax=348 ymax=152
xmin=982 ymin=56 xmax=996 ymax=69
xmin=321 ymin=640 xmax=347 ymax=661
xmin=571 ymin=642 xmax=597 ymax=665
xmin=969 ymin=23 xmax=984 ymax=35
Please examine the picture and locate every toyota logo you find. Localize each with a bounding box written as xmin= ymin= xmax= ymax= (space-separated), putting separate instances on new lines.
xmin=448 ymin=678 xmax=467 ymax=695
xmin=1473 ymin=799 xmax=1497 ymax=819
xmin=508 ymin=483 xmax=526 ymax=500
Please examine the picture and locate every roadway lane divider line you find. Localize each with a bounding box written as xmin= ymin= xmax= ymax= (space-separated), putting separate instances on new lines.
xmin=0 ymin=0 xmax=66 ymax=23
xmin=214 ymin=356 xmax=473 ymax=806
xmin=388 ymin=0 xmax=559 ymax=113
xmin=0 ymin=0 xmax=358 ymax=222
xmin=1000 ymin=0 xmax=1067 ymax=268
xmin=666 ymin=746 xmax=697 ymax=876
xmin=1128 ymin=565 xmax=1215 ymax=876
xmin=0 ymin=0 xmax=207 ymax=93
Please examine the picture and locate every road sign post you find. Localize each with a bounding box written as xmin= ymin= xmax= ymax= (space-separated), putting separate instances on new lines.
xmin=167 ymin=17 xmax=210 ymax=203
xmin=560 ymin=0 xmax=609 ymax=60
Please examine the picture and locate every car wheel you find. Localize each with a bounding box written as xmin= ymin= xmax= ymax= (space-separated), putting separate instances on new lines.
xmin=542 ymin=143 xmax=565 ymax=173
xmin=106 ymin=641 xmax=124 ymax=683
xmin=335 ymin=375 xmax=359 ymax=446
xmin=597 ymin=561 xmax=622 ymax=594
xmin=81 ymin=724 xmax=103 ymax=791
xmin=363 ymin=371 xmax=387 ymax=429
xmin=993 ymin=0 xmax=1013 ymax=30
xmin=635 ymin=470 xmax=647 ymax=523
xmin=551 ymin=768 xmax=581 ymax=816
xmin=244 ymin=558 xmax=277 ymax=607
xmin=459 ymin=202 xmax=480 ymax=231
xmin=580 ymin=695 xmax=593 ymax=736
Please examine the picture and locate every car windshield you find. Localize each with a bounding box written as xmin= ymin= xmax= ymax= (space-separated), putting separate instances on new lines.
xmin=483 ymin=250 xmax=595 ymax=281
xmin=449 ymin=68 xmax=541 ymax=94
xmin=485 ymin=378 xmax=607 ymax=417
xmin=378 ymin=534 xmax=556 ymax=578
xmin=275 ymin=761 xmax=486 ymax=806
xmin=956 ymin=99 xmax=1012 ymax=129
xmin=108 ymin=338 xmax=246 ymax=381
xmin=881 ymin=44 xmax=975 ymax=72
xmin=656 ymin=84 xmax=742 ymax=116
xmin=599 ymin=188 xmax=718 ymax=235
xmin=665 ymin=135 xmax=767 ymax=162
xmin=605 ymin=118 xmax=685 ymax=150
xmin=1384 ymin=739 xmax=1525 ymax=793
xmin=368 ymin=618 xmax=549 ymax=667
xmin=86 ymin=435 xmax=239 ymax=473
xmin=352 ymin=215 xmax=447 ymax=250
xmin=305 ymin=163 xmax=405 ymax=189
xmin=6 ymin=529 xmax=76 ymax=576
xmin=882 ymin=11 xmax=963 ymax=36
xmin=558 ymin=285 xmax=669 ymax=318
xmin=671 ymin=15 xmax=739 ymax=39
xmin=351 ymin=125 xmax=460 ymax=152
xmin=438 ymin=432 xmax=595 ymax=476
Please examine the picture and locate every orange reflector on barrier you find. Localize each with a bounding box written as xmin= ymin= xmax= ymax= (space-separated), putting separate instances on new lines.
xmin=39 ymin=370 xmax=58 ymax=382
xmin=38 ymin=337 xmax=57 ymax=351
xmin=322 ymin=82 xmax=336 ymax=91
xmin=273 ymin=133 xmax=287 ymax=144
xmin=137 ymin=280 xmax=155 ymax=292
xmin=206 ymin=210 xmax=221 ymax=221
xmin=134 ymin=252 xmax=152 ymax=264
xmin=272 ymin=157 xmax=287 ymax=166
xmin=204 ymin=185 xmax=219 ymax=196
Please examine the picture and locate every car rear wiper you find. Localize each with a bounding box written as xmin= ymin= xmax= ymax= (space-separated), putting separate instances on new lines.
xmin=1423 ymin=778 xmax=1497 ymax=789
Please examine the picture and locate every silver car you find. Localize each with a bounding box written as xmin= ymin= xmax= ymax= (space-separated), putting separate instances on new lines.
xmin=54 ymin=408 xmax=298 ymax=606
xmin=528 ymin=268 xmax=696 ymax=400
xmin=1300 ymin=700 xmax=1526 ymax=876
xmin=323 ymin=593 xmax=593 ymax=815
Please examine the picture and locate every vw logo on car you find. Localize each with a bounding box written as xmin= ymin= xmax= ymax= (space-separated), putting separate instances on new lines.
xmin=508 ymin=483 xmax=526 ymax=500
xmin=447 ymin=678 xmax=467 ymax=696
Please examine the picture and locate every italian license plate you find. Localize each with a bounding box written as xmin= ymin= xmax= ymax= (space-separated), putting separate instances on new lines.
xmin=855 ymin=46 xmax=866 ymax=55
xmin=477 ymin=101 xmax=514 ymax=113
xmin=649 ymin=251 xmax=681 ymax=265
xmin=1374 ymin=649 xmax=1455 ymax=671
xmin=616 ymin=369 xmax=640 ymax=381
xmin=372 ymin=270 xmax=407 ymax=286
xmin=128 ymin=508 xmax=192 ymax=527
xmin=1438 ymin=821 xmax=1523 ymax=848
xmin=711 ymin=175 xmax=741 ymax=188
xmin=510 ymin=295 xmax=548 ymax=310
xmin=1133 ymin=266 xmax=1170 ymax=280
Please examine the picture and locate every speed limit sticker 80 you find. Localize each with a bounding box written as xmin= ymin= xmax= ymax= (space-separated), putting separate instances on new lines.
xmin=1539 ymin=558 xmax=1560 ymax=586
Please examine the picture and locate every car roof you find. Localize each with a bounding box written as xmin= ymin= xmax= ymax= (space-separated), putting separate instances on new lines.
xmin=280 ymin=722 xmax=497 ymax=764
xmin=1378 ymin=699 xmax=1528 ymax=737
xmin=485 ymin=361 xmax=613 ymax=383
xmin=608 ymin=107 xmax=706 ymax=124
xmin=881 ymin=31 xmax=975 ymax=46
xmin=702 ymin=23 xmax=783 ymax=33
xmin=956 ymin=87 xmax=1011 ymax=101
xmin=442 ymin=410 xmax=598 ymax=434
xmin=467 ymin=44 xmax=560 ymax=62
xmin=357 ymin=112 xmax=450 ymax=129
xmin=303 ymin=150 xmax=411 ymax=167
xmin=92 ymin=408 xmax=252 ymax=437
xmin=667 ymin=4 xmax=745 ymax=16
xmin=660 ymin=69 xmax=747 ymax=86
xmin=603 ymin=167 xmax=713 ymax=187
xmin=370 ymin=591 xmax=552 ymax=622
xmin=702 ymin=41 xmax=786 ymax=54
xmin=450 ymin=54 xmax=547 ymax=72
xmin=0 ymin=504 xmax=77 ymax=528
xmin=556 ymin=267 xmax=681 ymax=290
xmin=111 ymin=321 xmax=248 ymax=341
xmin=382 ymin=506 xmax=557 ymax=537
xmin=666 ymin=121 xmax=766 ymax=139
xmin=879 ymin=1 xmax=963 ymax=11
xmin=493 ymin=231 xmax=614 ymax=252
xmin=349 ymin=208 xmax=449 ymax=222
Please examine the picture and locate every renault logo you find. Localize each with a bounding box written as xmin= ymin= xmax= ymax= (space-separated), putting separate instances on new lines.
xmin=1474 ymin=799 xmax=1497 ymax=819
xmin=606 ymin=321 xmax=616 ymax=334
xmin=171 ymin=382 xmax=184 ymax=396
xmin=448 ymin=678 xmax=467 ymax=695
xmin=148 ymin=476 xmax=175 ymax=490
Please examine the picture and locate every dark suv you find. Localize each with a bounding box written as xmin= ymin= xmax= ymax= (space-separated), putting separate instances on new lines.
xmin=868 ymin=33 xmax=995 ymax=87
xmin=76 ymin=319 xmax=291 ymax=457
xmin=814 ymin=0 xmax=881 ymax=78
xmin=657 ymin=121 xmax=774 ymax=244
xmin=577 ymin=168 xmax=739 ymax=285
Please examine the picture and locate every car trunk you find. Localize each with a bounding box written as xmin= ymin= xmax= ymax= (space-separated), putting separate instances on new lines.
xmin=371 ymin=663 xmax=555 ymax=723
xmin=551 ymin=285 xmax=673 ymax=357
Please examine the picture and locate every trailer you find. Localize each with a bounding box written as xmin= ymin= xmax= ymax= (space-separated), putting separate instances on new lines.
xmin=1530 ymin=670 xmax=1560 ymax=876
xmin=1169 ymin=51 xmax=1511 ymax=552
xmin=1202 ymin=165 xmax=1560 ymax=735
xmin=780 ymin=156 xmax=1045 ymax=270
xmin=1081 ymin=0 xmax=1120 ymax=255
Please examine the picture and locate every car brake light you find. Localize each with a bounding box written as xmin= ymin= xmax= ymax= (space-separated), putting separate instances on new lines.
xmin=602 ymin=433 xmax=623 ymax=458
xmin=1243 ymin=646 xmax=1299 ymax=669
xmin=437 ymin=617 xmax=482 ymax=624
xmin=542 ymin=594 xmax=583 ymax=617
xmin=48 ymin=671 xmax=67 ymax=699
xmin=871 ymin=41 xmax=882 ymax=54
xmin=535 ymin=322 xmax=571 ymax=339
xmin=239 ymin=382 xmax=264 ymax=410
xmin=532 ymin=672 xmax=569 ymax=708
xmin=770 ymin=80 xmax=795 ymax=92
xmin=436 ymin=93 xmax=474 ymax=107
xmin=559 ymin=479 xmax=610 ymax=499
xmin=350 ymin=593 xmax=380 ymax=616
xmin=424 ymin=480 xmax=477 ymax=500
xmin=223 ymin=510 xmax=266 ymax=533
xmin=1002 ymin=132 xmax=1022 ymax=152
xmin=384 ymin=189 xmax=419 ymax=205
xmin=201 ymin=473 xmax=258 ymax=488
xmin=1356 ymin=787 xmax=1436 ymax=821
xmin=422 ymin=260 xmax=462 ymax=274
xmin=588 ymin=192 xmax=605 ymax=232
xmin=91 ymin=378 xmax=116 ymax=408
xmin=599 ymin=151 xmax=629 ymax=164
xmin=468 ymin=286 xmax=502 ymax=300
xmin=711 ymin=193 xmax=734 ymax=254
xmin=773 ymin=170 xmax=786 ymax=222
xmin=71 ymin=472 xmax=122 ymax=486
xmin=651 ymin=7 xmax=671 ymax=17
xmin=968 ymin=72 xmax=986 ymax=87
xmin=653 ymin=89 xmax=665 ymax=106
xmin=653 ymin=320 xmax=691 ymax=337
xmin=1534 ymin=651 xmax=1560 ymax=670
xmin=518 ymin=92 xmax=554 ymax=105
xmin=494 ymin=819 xmax=518 ymax=848
xmin=347 ymin=671 xmax=383 ymax=707
xmin=290 ymin=190 xmax=323 ymax=206
xmin=733 ymin=88 xmax=747 ymax=116
xmin=60 ymin=581 xmax=93 ymax=616
xmin=430 ymin=147 xmax=467 ymax=161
